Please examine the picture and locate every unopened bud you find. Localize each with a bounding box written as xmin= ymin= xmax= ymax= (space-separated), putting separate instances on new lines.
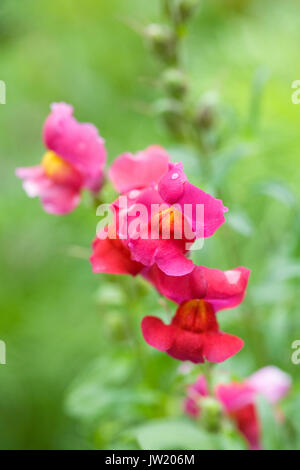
xmin=200 ymin=396 xmax=222 ymax=432
xmin=173 ymin=0 xmax=199 ymax=23
xmin=194 ymin=93 xmax=218 ymax=130
xmin=144 ymin=23 xmax=177 ymax=64
xmin=105 ymin=311 xmax=128 ymax=341
xmin=154 ymin=98 xmax=186 ymax=137
xmin=162 ymin=68 xmax=188 ymax=99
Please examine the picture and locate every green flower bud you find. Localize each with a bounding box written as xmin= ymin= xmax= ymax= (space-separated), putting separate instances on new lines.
xmin=200 ymin=396 xmax=222 ymax=432
xmin=153 ymin=98 xmax=186 ymax=138
xmin=194 ymin=93 xmax=218 ymax=130
xmin=173 ymin=0 xmax=199 ymax=24
xmin=162 ymin=68 xmax=188 ymax=99
xmin=105 ymin=311 xmax=128 ymax=341
xmin=144 ymin=23 xmax=177 ymax=64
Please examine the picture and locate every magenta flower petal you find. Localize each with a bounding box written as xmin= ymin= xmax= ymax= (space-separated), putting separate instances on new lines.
xmin=184 ymin=375 xmax=208 ymax=417
xmin=167 ymin=328 xmax=205 ymax=363
xmin=184 ymin=397 xmax=200 ymax=417
xmin=43 ymin=102 xmax=106 ymax=192
xmin=90 ymin=228 xmax=143 ymax=276
xmin=201 ymin=266 xmax=251 ymax=311
xmin=141 ymin=316 xmax=176 ymax=352
xmin=190 ymin=375 xmax=208 ymax=397
xmin=40 ymin=183 xmax=81 ymax=214
xmin=16 ymin=165 xmax=81 ymax=214
xmin=216 ymin=383 xmax=256 ymax=412
xmin=130 ymin=237 xmax=194 ymax=276
xmin=144 ymin=264 xmax=250 ymax=311
xmin=216 ymin=383 xmax=260 ymax=449
xmin=144 ymin=264 xmax=207 ymax=303
xmin=202 ymin=332 xmax=244 ymax=363
xmin=109 ymin=145 xmax=170 ymax=193
xmin=158 ymin=163 xmax=227 ymax=238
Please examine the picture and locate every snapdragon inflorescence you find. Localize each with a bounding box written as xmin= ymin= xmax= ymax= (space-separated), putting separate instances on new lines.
xmin=15 ymin=0 xmax=292 ymax=450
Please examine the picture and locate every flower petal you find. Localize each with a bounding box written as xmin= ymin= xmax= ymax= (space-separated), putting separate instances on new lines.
xmin=141 ymin=316 xmax=175 ymax=352
xmin=216 ymin=383 xmax=256 ymax=412
xmin=130 ymin=237 xmax=194 ymax=276
xmin=143 ymin=264 xmax=249 ymax=310
xmin=43 ymin=102 xmax=106 ymax=192
xmin=247 ymin=366 xmax=291 ymax=404
xmin=233 ymin=404 xmax=261 ymax=450
xmin=90 ymin=229 xmax=143 ymax=275
xmin=144 ymin=264 xmax=207 ymax=304
xmin=40 ymin=184 xmax=81 ymax=214
xmin=202 ymin=332 xmax=244 ymax=363
xmin=109 ymin=145 xmax=170 ymax=193
xmin=158 ymin=163 xmax=227 ymax=238
xmin=201 ymin=266 xmax=250 ymax=312
xmin=16 ymin=165 xmax=80 ymax=214
xmin=167 ymin=329 xmax=205 ymax=363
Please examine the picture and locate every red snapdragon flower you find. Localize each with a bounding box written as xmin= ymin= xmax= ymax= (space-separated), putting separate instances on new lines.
xmin=141 ymin=264 xmax=249 ymax=363
xmin=185 ymin=366 xmax=291 ymax=449
xmin=16 ymin=103 xmax=106 ymax=214
xmin=142 ymin=299 xmax=244 ymax=363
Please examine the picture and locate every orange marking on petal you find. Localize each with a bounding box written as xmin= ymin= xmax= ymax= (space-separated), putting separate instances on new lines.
xmin=172 ymin=299 xmax=218 ymax=333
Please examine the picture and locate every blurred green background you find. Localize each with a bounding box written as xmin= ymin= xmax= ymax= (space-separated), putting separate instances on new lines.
xmin=0 ymin=0 xmax=300 ymax=449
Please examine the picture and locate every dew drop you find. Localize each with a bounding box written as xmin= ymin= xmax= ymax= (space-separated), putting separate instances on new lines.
xmin=128 ymin=189 xmax=140 ymax=199
xmin=171 ymin=172 xmax=179 ymax=180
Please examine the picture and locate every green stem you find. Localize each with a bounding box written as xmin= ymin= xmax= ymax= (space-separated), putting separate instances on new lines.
xmin=203 ymin=362 xmax=213 ymax=395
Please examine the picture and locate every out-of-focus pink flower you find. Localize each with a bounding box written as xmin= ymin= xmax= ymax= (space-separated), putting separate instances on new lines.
xmin=216 ymin=382 xmax=261 ymax=449
xmin=184 ymin=375 xmax=209 ymax=417
xmin=185 ymin=366 xmax=291 ymax=449
xmin=144 ymin=264 xmax=250 ymax=311
xmin=141 ymin=299 xmax=244 ymax=363
xmin=16 ymin=103 xmax=106 ymax=214
xmin=246 ymin=366 xmax=291 ymax=405
xmin=109 ymin=145 xmax=170 ymax=194
xmin=111 ymin=157 xmax=227 ymax=276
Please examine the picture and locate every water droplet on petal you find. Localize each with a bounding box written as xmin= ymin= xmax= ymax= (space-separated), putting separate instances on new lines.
xmin=128 ymin=189 xmax=140 ymax=199
xmin=171 ymin=172 xmax=179 ymax=180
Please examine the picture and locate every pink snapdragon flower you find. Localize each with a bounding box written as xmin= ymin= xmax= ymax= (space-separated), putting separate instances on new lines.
xmin=107 ymin=149 xmax=227 ymax=276
xmin=141 ymin=262 xmax=249 ymax=363
xmin=16 ymin=103 xmax=106 ymax=214
xmin=185 ymin=366 xmax=291 ymax=449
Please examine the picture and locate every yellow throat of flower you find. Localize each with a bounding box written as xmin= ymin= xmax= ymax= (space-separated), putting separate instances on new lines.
xmin=41 ymin=151 xmax=78 ymax=184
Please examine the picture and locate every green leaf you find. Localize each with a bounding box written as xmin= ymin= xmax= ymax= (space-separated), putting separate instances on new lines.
xmin=216 ymin=432 xmax=247 ymax=450
xmin=211 ymin=143 xmax=252 ymax=187
xmin=256 ymin=395 xmax=282 ymax=450
xmin=132 ymin=418 xmax=218 ymax=450
xmin=227 ymin=210 xmax=254 ymax=237
xmin=247 ymin=66 xmax=270 ymax=133
xmin=65 ymin=351 xmax=138 ymax=420
xmin=251 ymin=282 xmax=291 ymax=305
xmin=256 ymin=181 xmax=296 ymax=208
